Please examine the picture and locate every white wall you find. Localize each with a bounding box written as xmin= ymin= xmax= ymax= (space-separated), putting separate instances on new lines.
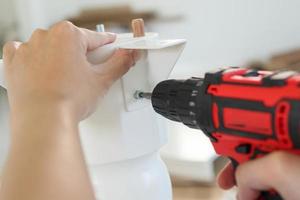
xmin=8 ymin=0 xmax=300 ymax=72
xmin=0 ymin=0 xmax=15 ymax=27
xmin=76 ymin=0 xmax=300 ymax=75
xmin=152 ymin=0 xmax=300 ymax=76
xmin=0 ymin=0 xmax=16 ymax=48
xmin=12 ymin=0 xmax=79 ymax=40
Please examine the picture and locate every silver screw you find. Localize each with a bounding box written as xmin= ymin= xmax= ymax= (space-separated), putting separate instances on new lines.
xmin=134 ymin=90 xmax=152 ymax=100
xmin=96 ymin=24 xmax=105 ymax=32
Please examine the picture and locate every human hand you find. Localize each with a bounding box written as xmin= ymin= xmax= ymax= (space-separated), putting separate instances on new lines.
xmin=217 ymin=152 xmax=300 ymax=200
xmin=3 ymin=21 xmax=136 ymax=122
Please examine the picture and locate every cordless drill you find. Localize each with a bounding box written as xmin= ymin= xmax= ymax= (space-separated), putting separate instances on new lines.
xmin=138 ymin=67 xmax=300 ymax=200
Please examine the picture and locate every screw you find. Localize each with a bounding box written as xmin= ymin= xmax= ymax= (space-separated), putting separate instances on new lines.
xmin=134 ymin=90 xmax=152 ymax=100
xmin=96 ymin=24 xmax=105 ymax=32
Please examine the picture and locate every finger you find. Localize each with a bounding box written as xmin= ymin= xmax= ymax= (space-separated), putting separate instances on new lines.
xmin=237 ymin=185 xmax=260 ymax=200
xmin=235 ymin=152 xmax=300 ymax=200
xmin=236 ymin=157 xmax=273 ymax=200
xmin=93 ymin=49 xmax=135 ymax=84
xmin=236 ymin=158 xmax=272 ymax=200
xmin=79 ymin=28 xmax=116 ymax=51
xmin=132 ymin=50 xmax=142 ymax=62
xmin=2 ymin=41 xmax=22 ymax=65
xmin=49 ymin=21 xmax=116 ymax=52
xmin=217 ymin=162 xmax=235 ymax=190
xmin=29 ymin=28 xmax=47 ymax=43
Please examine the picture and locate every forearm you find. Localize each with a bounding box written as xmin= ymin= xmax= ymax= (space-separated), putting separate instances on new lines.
xmin=0 ymin=104 xmax=95 ymax=200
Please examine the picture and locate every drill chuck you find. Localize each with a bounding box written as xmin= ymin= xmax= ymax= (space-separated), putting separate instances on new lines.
xmin=151 ymin=78 xmax=204 ymax=129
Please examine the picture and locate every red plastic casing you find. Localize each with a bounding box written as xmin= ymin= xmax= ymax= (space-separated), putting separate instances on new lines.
xmin=205 ymin=68 xmax=300 ymax=165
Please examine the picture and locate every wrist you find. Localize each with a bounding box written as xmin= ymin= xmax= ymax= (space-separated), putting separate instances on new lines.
xmin=10 ymin=102 xmax=78 ymax=137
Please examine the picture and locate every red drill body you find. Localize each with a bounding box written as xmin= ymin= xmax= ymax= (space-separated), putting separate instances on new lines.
xmin=151 ymin=67 xmax=300 ymax=200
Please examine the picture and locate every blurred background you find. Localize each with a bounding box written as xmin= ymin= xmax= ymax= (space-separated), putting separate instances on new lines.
xmin=1 ymin=0 xmax=300 ymax=199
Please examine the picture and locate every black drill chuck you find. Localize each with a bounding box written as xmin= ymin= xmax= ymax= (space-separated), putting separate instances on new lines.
xmin=151 ymin=78 xmax=204 ymax=129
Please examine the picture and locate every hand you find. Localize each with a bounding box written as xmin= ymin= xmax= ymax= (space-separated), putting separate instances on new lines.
xmin=0 ymin=21 xmax=137 ymax=200
xmin=217 ymin=152 xmax=300 ymax=200
xmin=3 ymin=21 xmax=136 ymax=122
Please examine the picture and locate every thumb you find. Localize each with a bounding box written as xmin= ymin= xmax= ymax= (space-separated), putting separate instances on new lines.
xmin=3 ymin=41 xmax=21 ymax=66
xmin=93 ymin=49 xmax=136 ymax=84
xmin=217 ymin=162 xmax=235 ymax=190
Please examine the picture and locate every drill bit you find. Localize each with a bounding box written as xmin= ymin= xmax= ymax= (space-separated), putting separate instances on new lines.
xmin=134 ymin=90 xmax=152 ymax=100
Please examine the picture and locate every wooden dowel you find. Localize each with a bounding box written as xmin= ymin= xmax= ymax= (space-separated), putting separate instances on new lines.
xmin=132 ymin=18 xmax=145 ymax=37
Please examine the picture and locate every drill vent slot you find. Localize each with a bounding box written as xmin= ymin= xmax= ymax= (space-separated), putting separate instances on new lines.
xmin=275 ymin=102 xmax=291 ymax=146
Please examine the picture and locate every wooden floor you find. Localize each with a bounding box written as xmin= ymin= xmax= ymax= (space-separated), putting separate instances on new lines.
xmin=0 ymin=172 xmax=228 ymax=199
xmin=171 ymin=176 xmax=224 ymax=200
xmin=173 ymin=185 xmax=224 ymax=200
